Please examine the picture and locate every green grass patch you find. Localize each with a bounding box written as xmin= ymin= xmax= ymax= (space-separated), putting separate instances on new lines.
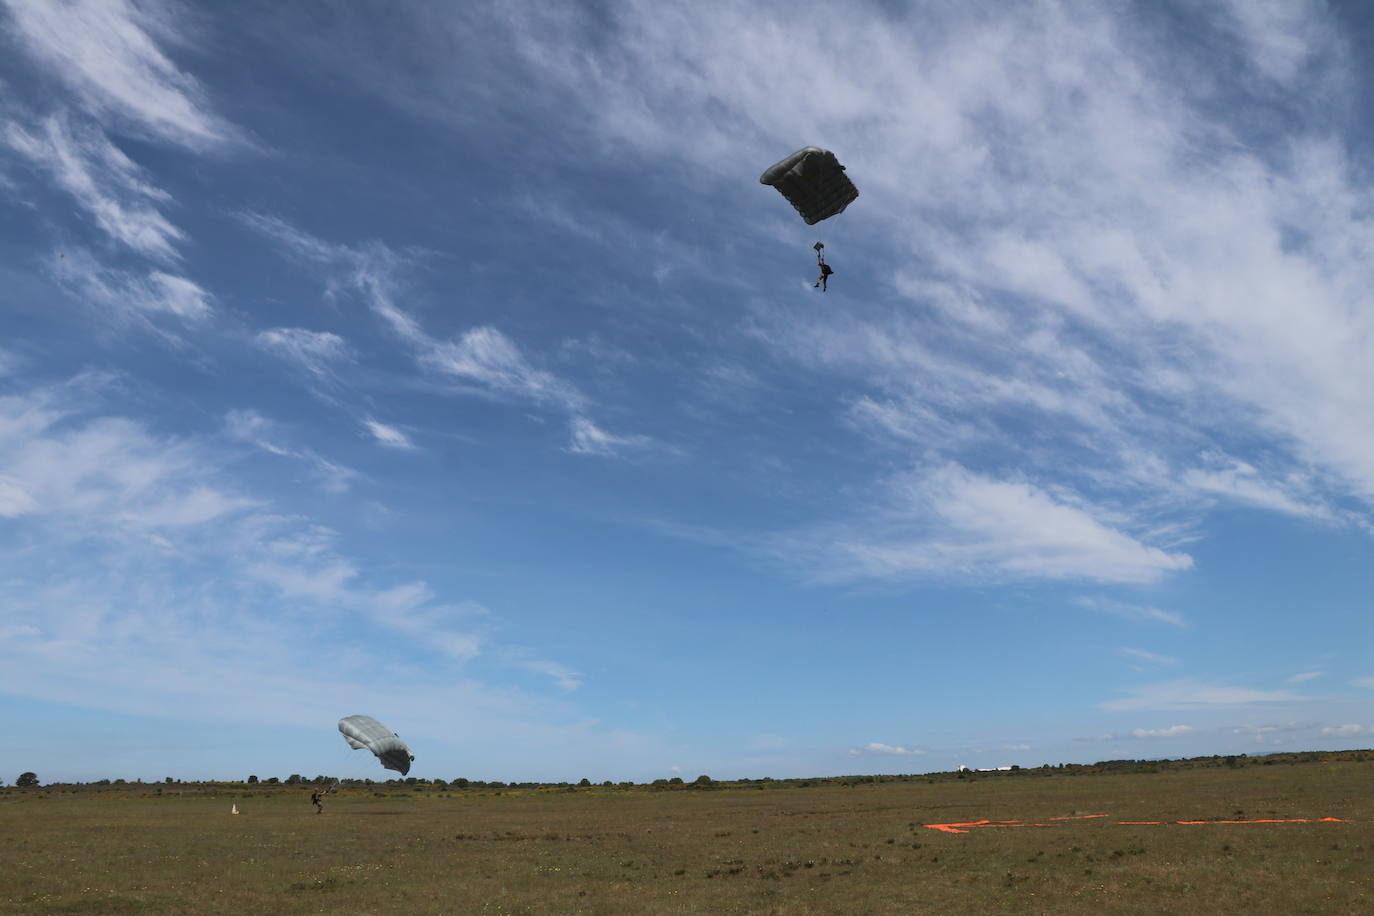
xmin=2 ymin=761 xmax=1371 ymax=914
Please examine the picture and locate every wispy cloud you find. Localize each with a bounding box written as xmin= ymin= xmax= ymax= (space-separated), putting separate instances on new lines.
xmin=422 ymin=326 xmax=585 ymax=412
xmin=0 ymin=382 xmax=254 ymax=534
xmin=0 ymin=378 xmax=584 ymax=736
xmin=1101 ymin=679 xmax=1303 ymax=712
xmin=1077 ymin=597 xmax=1187 ymax=628
xmin=0 ymin=474 xmax=39 ymax=517
xmin=1121 ymin=648 xmax=1180 ymax=667
xmin=567 ymin=416 xmax=656 ymax=458
xmin=51 ymin=250 xmax=212 ymax=334
xmin=3 ymin=0 xmax=239 ymax=149
xmin=513 ymin=657 xmax=583 ymax=692
xmin=1131 ymin=725 xmax=1194 ymax=738
xmin=224 ymin=409 xmax=356 ymax=494
xmin=1320 ymin=724 xmax=1365 ymax=737
xmin=849 ymin=742 xmax=926 ymax=757
xmin=1288 ymin=671 xmax=1325 ymax=683
xmin=4 ymin=115 xmax=184 ymax=259
xmin=1211 ymin=0 xmax=1337 ymax=86
xmin=241 ymin=216 xmax=576 ymax=416
xmin=0 ymin=346 xmax=22 ymax=377
xmin=1182 ymin=452 xmax=1332 ymax=520
xmin=794 ymin=464 xmax=1191 ymax=585
xmin=255 ymin=328 xmax=351 ymax=378
xmin=1230 ymin=722 xmax=1318 ymax=745
xmin=363 ymin=418 xmax=415 ymax=451
xmin=240 ymin=212 xmax=660 ymax=457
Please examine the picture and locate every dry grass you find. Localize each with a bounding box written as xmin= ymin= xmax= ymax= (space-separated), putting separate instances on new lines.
xmin=2 ymin=761 xmax=1372 ymax=914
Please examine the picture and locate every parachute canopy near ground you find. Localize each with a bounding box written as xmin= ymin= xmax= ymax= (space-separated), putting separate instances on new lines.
xmin=759 ymin=147 xmax=859 ymax=225
xmin=338 ymin=715 xmax=414 ymax=775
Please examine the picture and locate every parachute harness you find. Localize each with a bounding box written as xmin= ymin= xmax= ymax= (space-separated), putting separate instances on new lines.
xmin=814 ymin=241 xmax=833 ymax=290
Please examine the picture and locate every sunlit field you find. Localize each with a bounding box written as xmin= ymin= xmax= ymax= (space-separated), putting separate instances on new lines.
xmin=3 ymin=758 xmax=1371 ymax=914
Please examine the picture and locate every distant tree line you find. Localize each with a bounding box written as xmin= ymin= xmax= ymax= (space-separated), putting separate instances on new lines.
xmin=9 ymin=749 xmax=1371 ymax=791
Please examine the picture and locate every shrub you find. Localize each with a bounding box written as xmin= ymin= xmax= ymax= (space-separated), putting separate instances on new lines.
xmin=16 ymin=772 xmax=39 ymax=788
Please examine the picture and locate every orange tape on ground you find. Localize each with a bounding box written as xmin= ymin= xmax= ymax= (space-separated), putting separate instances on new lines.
xmin=926 ymin=815 xmax=1346 ymax=833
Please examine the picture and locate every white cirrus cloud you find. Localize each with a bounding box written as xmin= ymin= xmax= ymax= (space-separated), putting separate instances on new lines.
xmin=241 ymin=214 xmax=587 ymax=411
xmin=1121 ymin=648 xmax=1180 ymax=667
xmin=0 ymin=391 xmax=253 ymax=534
xmin=140 ymin=271 xmax=210 ymax=318
xmin=1320 ymin=724 xmax=1365 ymax=737
xmin=0 ymin=475 xmax=39 ymax=518
xmin=1288 ymin=671 xmax=1325 ymax=683
xmin=1182 ymin=452 xmax=1331 ymax=521
xmin=0 ymin=346 xmax=23 ymax=377
xmin=241 ymin=213 xmax=663 ymax=460
xmin=423 ymin=326 xmax=584 ymax=411
xmin=363 ymin=418 xmax=416 ymax=451
xmin=850 ymin=742 xmax=927 ymax=757
xmin=1211 ymin=0 xmax=1336 ymax=86
xmin=0 ymin=377 xmax=592 ymax=763
xmin=1131 ymin=725 xmax=1194 ymax=738
xmin=3 ymin=0 xmax=238 ymax=149
xmin=567 ymin=416 xmax=655 ymax=457
xmin=255 ymin=328 xmax=351 ymax=378
xmin=51 ymin=250 xmax=211 ymax=331
xmin=516 ymin=658 xmax=583 ymax=692
xmin=1101 ymin=679 xmax=1303 ymax=712
xmin=1076 ymin=597 xmax=1187 ymax=628
xmin=3 ymin=115 xmax=184 ymax=260
xmin=803 ymin=464 xmax=1192 ymax=585
xmin=223 ymin=409 xmax=357 ymax=494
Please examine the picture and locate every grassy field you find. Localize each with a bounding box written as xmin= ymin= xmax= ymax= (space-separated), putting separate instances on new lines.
xmin=2 ymin=761 xmax=1371 ymax=914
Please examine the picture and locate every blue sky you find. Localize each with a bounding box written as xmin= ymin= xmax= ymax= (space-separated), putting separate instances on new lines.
xmin=2 ymin=0 xmax=1372 ymax=784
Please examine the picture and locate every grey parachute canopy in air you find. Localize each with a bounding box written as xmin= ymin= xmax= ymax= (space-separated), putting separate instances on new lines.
xmin=338 ymin=715 xmax=414 ymax=776
xmin=759 ymin=147 xmax=858 ymax=225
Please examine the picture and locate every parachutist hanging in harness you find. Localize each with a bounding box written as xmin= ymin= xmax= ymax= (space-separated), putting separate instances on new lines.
xmin=813 ymin=241 xmax=833 ymax=291
xmin=759 ymin=148 xmax=857 ymax=291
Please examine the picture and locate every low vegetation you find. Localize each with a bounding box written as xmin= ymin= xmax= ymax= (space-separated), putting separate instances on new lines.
xmin=2 ymin=752 xmax=1371 ymax=913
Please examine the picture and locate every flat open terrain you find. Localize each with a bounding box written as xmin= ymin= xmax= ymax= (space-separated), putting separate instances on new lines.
xmin=3 ymin=761 xmax=1372 ymax=914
